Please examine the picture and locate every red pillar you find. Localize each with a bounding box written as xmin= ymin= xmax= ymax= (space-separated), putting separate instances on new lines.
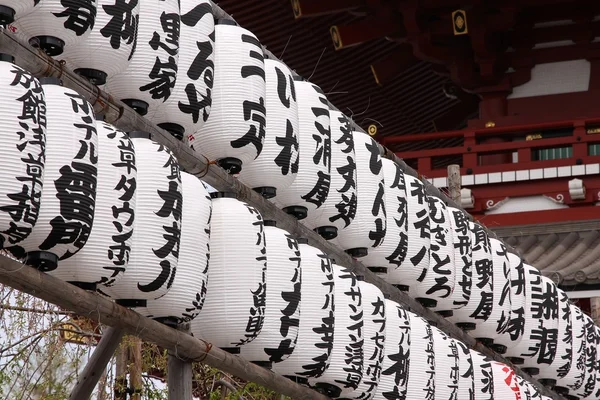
xmin=478 ymin=91 xmax=513 ymax=166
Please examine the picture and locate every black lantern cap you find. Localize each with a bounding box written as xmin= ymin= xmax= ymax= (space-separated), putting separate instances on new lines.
xmin=296 ymin=238 xmax=308 ymax=244
xmin=0 ymin=53 xmax=14 ymax=63
xmin=31 ymin=36 xmax=65 ymax=57
xmin=210 ymin=191 xmax=236 ymax=199
xmin=263 ymin=220 xmax=277 ymax=227
xmin=75 ymin=68 xmax=108 ymax=86
xmin=0 ymin=6 xmax=15 ymax=26
xmin=128 ymin=131 xmax=152 ymax=140
xmin=158 ymin=122 xmax=185 ymax=141
xmin=122 ymin=99 xmax=149 ymax=116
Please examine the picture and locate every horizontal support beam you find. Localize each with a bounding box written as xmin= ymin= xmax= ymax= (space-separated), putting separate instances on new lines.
xmin=474 ymin=206 xmax=598 ymax=228
xmin=370 ymin=45 xmax=417 ymax=85
xmin=291 ymin=0 xmax=365 ymax=19
xmin=331 ymin=16 xmax=401 ymax=50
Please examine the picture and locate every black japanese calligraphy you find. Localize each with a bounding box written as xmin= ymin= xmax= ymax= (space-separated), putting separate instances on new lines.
xmin=53 ymin=0 xmax=96 ymax=36
xmin=100 ymin=0 xmax=138 ymax=56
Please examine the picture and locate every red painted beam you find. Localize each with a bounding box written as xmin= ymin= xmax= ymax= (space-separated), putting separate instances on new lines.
xmin=330 ymin=15 xmax=402 ymax=50
xmin=290 ymin=0 xmax=366 ymax=19
xmin=474 ymin=206 xmax=599 ymax=228
xmin=370 ymin=45 xmax=417 ymax=85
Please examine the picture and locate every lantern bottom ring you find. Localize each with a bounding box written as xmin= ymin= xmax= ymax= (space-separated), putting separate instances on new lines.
xmin=416 ymin=297 xmax=437 ymax=308
xmin=554 ymin=386 xmax=570 ymax=396
xmin=25 ymin=251 xmax=58 ymax=272
xmin=74 ymin=68 xmax=108 ymax=86
xmin=68 ymin=281 xmax=98 ymax=292
xmin=393 ymin=284 xmax=409 ymax=292
xmin=456 ymin=322 xmax=476 ymax=331
xmin=122 ymin=99 xmax=149 ymax=116
xmin=154 ymin=316 xmax=180 ymax=328
xmin=489 ymin=343 xmax=507 ymax=354
xmin=29 ymin=36 xmax=65 ymax=57
xmin=564 ymin=395 xmax=580 ymax=400
xmin=506 ymin=356 xmax=524 ymax=365
xmin=314 ymin=382 xmax=342 ymax=398
xmin=522 ymin=367 xmax=540 ymax=376
xmin=115 ymin=299 xmax=148 ymax=308
xmin=283 ymin=376 xmax=308 ymax=386
xmin=221 ymin=347 xmax=241 ymax=355
xmin=251 ymin=361 xmax=273 ymax=370
xmin=476 ymin=337 xmax=494 ymax=347
xmin=345 ymin=247 xmax=368 ymax=258
xmin=436 ymin=309 xmax=453 ymax=318
xmin=538 ymin=379 xmax=556 ymax=389
xmin=282 ymin=205 xmax=308 ymax=220
xmin=314 ymin=225 xmax=338 ymax=240
xmin=253 ymin=186 xmax=277 ymax=199
xmin=217 ymin=157 xmax=242 ymax=175
xmin=0 ymin=6 xmax=14 ymax=26
xmin=157 ymin=123 xmax=185 ymax=141
xmin=367 ymin=266 xmax=387 ymax=276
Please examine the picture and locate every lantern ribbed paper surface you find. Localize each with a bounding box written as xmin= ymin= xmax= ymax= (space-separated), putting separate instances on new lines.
xmin=273 ymin=243 xmax=334 ymax=381
xmin=576 ymin=314 xmax=596 ymax=399
xmin=13 ymin=0 xmax=97 ymax=56
xmin=192 ymin=195 xmax=266 ymax=353
xmin=101 ymin=135 xmax=181 ymax=303
xmin=335 ymin=132 xmax=386 ymax=258
xmin=455 ymin=340 xmax=475 ymax=400
xmin=187 ymin=22 xmax=266 ymax=173
xmin=139 ymin=172 xmax=211 ymax=325
xmin=51 ymin=122 xmax=135 ymax=289
xmin=0 ymin=62 xmax=46 ymax=250
xmin=59 ymin=0 xmax=140 ymax=85
xmin=237 ymin=59 xmax=299 ymax=198
xmin=310 ymin=265 xmax=363 ymax=398
xmin=273 ymin=81 xmax=330 ymax=220
xmin=536 ymin=281 xmax=572 ymax=384
xmin=11 ymin=81 xmax=97 ymax=271
xmin=374 ymin=300 xmax=411 ymax=400
xmin=432 ymin=326 xmax=459 ymax=400
xmin=240 ymin=223 xmax=301 ymax=365
xmin=555 ymin=304 xmax=587 ymax=395
xmin=449 ymin=222 xmax=492 ymax=330
xmin=405 ymin=312 xmax=435 ymax=400
xmin=0 ymin=0 xmax=36 ymax=24
xmin=362 ymin=159 xmax=408 ymax=277
xmin=446 ymin=207 xmax=472 ymax=311
xmin=303 ymin=110 xmax=357 ymax=240
xmin=105 ymin=0 xmax=180 ymax=116
xmin=471 ymin=238 xmax=511 ymax=344
xmin=148 ymin=0 xmax=214 ymax=140
xmin=470 ymin=351 xmax=493 ymax=400
xmin=493 ymin=252 xmax=527 ymax=352
xmin=347 ymin=281 xmax=386 ymax=400
xmin=520 ymin=377 xmax=543 ymax=400
xmin=410 ymin=196 xmax=454 ymax=309
xmin=491 ymin=362 xmax=520 ymax=400
xmin=387 ymin=174 xmax=429 ymax=291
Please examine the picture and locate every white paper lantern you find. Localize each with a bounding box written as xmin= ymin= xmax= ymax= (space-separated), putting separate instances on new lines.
xmin=405 ymin=312 xmax=435 ymax=399
xmin=491 ymin=362 xmax=521 ymax=400
xmin=240 ymin=222 xmax=301 ymax=366
xmin=576 ymin=314 xmax=597 ymax=399
xmin=105 ymin=0 xmax=180 ymax=116
xmin=432 ymin=326 xmax=459 ymax=400
xmin=237 ymin=59 xmax=299 ymax=199
xmin=386 ymin=174 xmax=429 ymax=291
xmin=536 ymin=281 xmax=572 ymax=387
xmin=361 ymin=158 xmax=408 ymax=278
xmin=409 ymin=196 xmax=455 ymax=311
xmin=191 ymin=194 xmax=266 ymax=353
xmin=13 ymin=0 xmax=97 ymax=56
xmin=471 ymin=238 xmax=511 ymax=347
xmin=335 ymin=131 xmax=386 ymax=258
xmin=58 ymin=0 xmax=140 ymax=85
xmin=100 ymin=133 xmax=181 ymax=303
xmin=148 ymin=0 xmax=214 ymax=140
xmin=470 ymin=351 xmax=493 ymax=400
xmin=448 ymin=222 xmax=492 ymax=331
xmin=50 ymin=122 xmax=135 ymax=290
xmin=273 ymin=80 xmax=330 ymax=220
xmin=518 ymin=376 xmax=543 ymax=400
xmin=139 ymin=172 xmax=211 ymax=325
xmin=0 ymin=0 xmax=36 ymax=25
xmin=492 ymin=252 xmax=527 ymax=355
xmin=446 ymin=207 xmax=472 ymax=312
xmin=10 ymin=79 xmax=97 ymax=272
xmin=303 ymin=110 xmax=357 ymax=240
xmin=273 ymin=242 xmax=334 ymax=383
xmin=554 ymin=304 xmax=588 ymax=396
xmin=0 ymin=61 xmax=46 ymax=250
xmin=310 ymin=265 xmax=363 ymax=398
xmin=373 ymin=300 xmax=410 ymax=400
xmin=454 ymin=340 xmax=475 ymax=400
xmin=346 ymin=281 xmax=386 ymax=399
xmin=186 ymin=21 xmax=266 ymax=174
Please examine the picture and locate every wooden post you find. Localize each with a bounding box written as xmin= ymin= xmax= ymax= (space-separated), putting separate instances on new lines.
xmin=115 ymin=343 xmax=128 ymax=400
xmin=68 ymin=327 xmax=125 ymax=400
xmin=129 ymin=337 xmax=143 ymax=400
xmin=168 ymin=325 xmax=193 ymax=400
xmin=447 ymin=164 xmax=462 ymax=203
